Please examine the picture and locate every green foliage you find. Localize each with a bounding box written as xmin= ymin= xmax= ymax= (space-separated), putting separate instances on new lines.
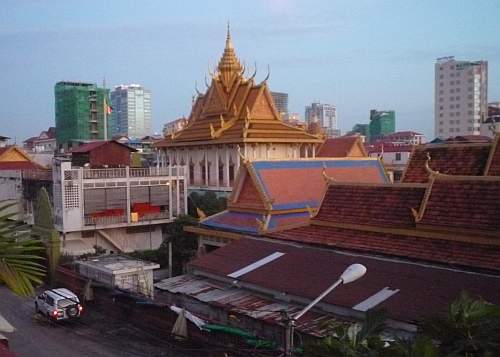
xmin=422 ymin=291 xmax=500 ymax=356
xmin=162 ymin=214 xmax=198 ymax=275
xmin=129 ymin=215 xmax=198 ymax=276
xmin=0 ymin=201 xmax=45 ymax=296
xmin=304 ymin=293 xmax=500 ymax=357
xmin=304 ymin=309 xmax=388 ymax=357
xmin=33 ymin=187 xmax=60 ymax=286
xmin=188 ymin=191 xmax=227 ymax=217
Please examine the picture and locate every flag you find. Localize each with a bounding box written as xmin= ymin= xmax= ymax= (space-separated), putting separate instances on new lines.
xmin=104 ymin=98 xmax=113 ymax=115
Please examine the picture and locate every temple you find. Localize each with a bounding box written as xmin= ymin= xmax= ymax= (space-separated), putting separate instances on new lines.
xmin=155 ymin=27 xmax=323 ymax=193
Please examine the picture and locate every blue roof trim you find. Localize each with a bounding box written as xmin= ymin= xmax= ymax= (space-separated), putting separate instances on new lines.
xmin=202 ymin=211 xmax=261 ymax=234
xmin=268 ymin=211 xmax=311 ymax=230
xmin=272 ymin=199 xmax=319 ymax=210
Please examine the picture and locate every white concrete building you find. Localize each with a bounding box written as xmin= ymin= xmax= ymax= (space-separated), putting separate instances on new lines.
xmin=77 ymin=255 xmax=159 ymax=298
xmin=110 ymin=84 xmax=152 ymax=139
xmin=435 ymin=57 xmax=488 ymax=139
xmin=305 ymin=102 xmax=339 ymax=138
xmin=52 ymin=158 xmax=187 ymax=255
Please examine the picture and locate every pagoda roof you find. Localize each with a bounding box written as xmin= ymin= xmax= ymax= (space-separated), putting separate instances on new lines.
xmin=402 ymin=136 xmax=500 ymax=183
xmin=155 ymin=28 xmax=322 ymax=147
xmin=196 ymin=157 xmax=388 ymax=235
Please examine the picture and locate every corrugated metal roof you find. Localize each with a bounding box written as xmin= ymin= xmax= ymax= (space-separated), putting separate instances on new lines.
xmin=155 ymin=274 xmax=340 ymax=337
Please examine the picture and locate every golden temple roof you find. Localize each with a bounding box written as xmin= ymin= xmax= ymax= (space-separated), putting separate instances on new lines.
xmin=156 ymin=28 xmax=323 ymax=147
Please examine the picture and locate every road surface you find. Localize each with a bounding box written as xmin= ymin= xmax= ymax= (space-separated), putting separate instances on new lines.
xmin=0 ymin=286 xmax=196 ymax=357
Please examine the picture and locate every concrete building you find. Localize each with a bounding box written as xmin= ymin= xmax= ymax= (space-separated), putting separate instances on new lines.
xmin=434 ymin=57 xmax=488 ymax=139
xmin=110 ymin=84 xmax=152 ymax=139
xmin=77 ymin=255 xmax=159 ymax=298
xmin=55 ymin=82 xmax=110 ymax=151
xmin=368 ymin=109 xmax=395 ymax=142
xmin=270 ymin=92 xmax=288 ymax=118
xmin=163 ymin=118 xmax=188 ymax=137
xmin=52 ymin=156 xmax=187 ymax=255
xmin=305 ymin=102 xmax=339 ymax=138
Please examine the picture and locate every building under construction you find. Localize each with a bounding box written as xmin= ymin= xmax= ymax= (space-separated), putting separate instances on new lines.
xmin=55 ymin=81 xmax=110 ymax=151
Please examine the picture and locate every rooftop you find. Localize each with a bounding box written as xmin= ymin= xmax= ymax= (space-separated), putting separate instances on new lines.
xmin=77 ymin=255 xmax=159 ymax=274
xmin=317 ymin=136 xmax=367 ymax=158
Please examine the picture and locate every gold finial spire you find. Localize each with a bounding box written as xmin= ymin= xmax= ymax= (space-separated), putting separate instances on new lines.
xmin=226 ymin=21 xmax=233 ymax=50
xmin=217 ymin=23 xmax=243 ymax=90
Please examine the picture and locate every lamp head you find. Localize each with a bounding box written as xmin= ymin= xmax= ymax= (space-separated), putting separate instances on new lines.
xmin=340 ymin=263 xmax=367 ymax=284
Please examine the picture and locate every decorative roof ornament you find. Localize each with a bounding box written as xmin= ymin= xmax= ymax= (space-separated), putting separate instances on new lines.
xmin=259 ymin=64 xmax=270 ymax=85
xmin=249 ymin=62 xmax=257 ymax=80
xmin=322 ymin=163 xmax=334 ymax=182
xmin=217 ymin=23 xmax=243 ymax=91
xmin=306 ymin=205 xmax=316 ymax=218
xmin=204 ymin=75 xmax=210 ymax=89
xmin=424 ymin=152 xmax=439 ymax=176
xmin=195 ymin=81 xmax=201 ymax=96
xmin=196 ymin=207 xmax=207 ymax=220
xmin=237 ymin=145 xmax=248 ymax=163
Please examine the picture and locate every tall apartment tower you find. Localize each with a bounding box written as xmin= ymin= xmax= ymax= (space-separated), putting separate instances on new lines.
xmin=110 ymin=84 xmax=152 ymax=138
xmin=434 ymin=57 xmax=488 ymax=139
xmin=271 ymin=92 xmax=289 ymax=118
xmin=305 ymin=102 xmax=339 ymax=137
xmin=55 ymin=82 xmax=110 ymax=150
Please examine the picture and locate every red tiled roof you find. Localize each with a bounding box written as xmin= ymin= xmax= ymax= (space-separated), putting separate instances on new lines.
xmin=315 ymin=183 xmax=426 ymax=228
xmin=0 ymin=161 xmax=43 ymax=170
xmin=385 ymin=131 xmax=423 ymax=137
xmin=402 ymin=144 xmax=491 ymax=183
xmin=317 ymin=137 xmax=366 ymax=157
xmin=446 ymin=135 xmax=492 ymax=143
xmin=189 ymin=238 xmax=500 ymax=323
xmin=366 ymin=143 xmax=414 ymax=154
xmin=419 ymin=177 xmax=500 ymax=233
xmin=70 ymin=140 xmax=136 ymax=153
xmin=487 ymin=136 xmax=500 ymax=176
xmin=268 ymin=225 xmax=500 ymax=272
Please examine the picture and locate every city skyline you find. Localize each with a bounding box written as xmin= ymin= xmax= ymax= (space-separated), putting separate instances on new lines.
xmin=1 ymin=0 xmax=500 ymax=142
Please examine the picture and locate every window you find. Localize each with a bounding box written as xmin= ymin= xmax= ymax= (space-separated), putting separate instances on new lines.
xmin=395 ymin=153 xmax=402 ymax=161
xmin=218 ymin=163 xmax=224 ymax=183
xmin=229 ymin=163 xmax=235 ymax=184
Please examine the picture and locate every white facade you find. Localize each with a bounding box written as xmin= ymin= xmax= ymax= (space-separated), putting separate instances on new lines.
xmin=305 ymin=102 xmax=339 ymax=138
xmin=159 ymin=143 xmax=316 ymax=193
xmin=110 ymin=84 xmax=152 ymax=139
xmin=435 ymin=57 xmax=488 ymax=139
xmin=77 ymin=255 xmax=159 ymax=298
xmin=52 ymin=158 xmax=187 ymax=255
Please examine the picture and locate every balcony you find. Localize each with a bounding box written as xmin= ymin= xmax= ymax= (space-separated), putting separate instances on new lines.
xmin=81 ymin=166 xmax=185 ymax=180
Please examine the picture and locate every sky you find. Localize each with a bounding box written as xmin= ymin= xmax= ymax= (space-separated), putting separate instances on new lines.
xmin=1 ymin=0 xmax=500 ymax=142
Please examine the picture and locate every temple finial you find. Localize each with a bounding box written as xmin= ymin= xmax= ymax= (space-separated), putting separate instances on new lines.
xmin=226 ymin=21 xmax=233 ymax=49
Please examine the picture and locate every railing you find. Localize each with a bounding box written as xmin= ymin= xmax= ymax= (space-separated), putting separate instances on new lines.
xmin=22 ymin=169 xmax=53 ymax=181
xmin=83 ymin=168 xmax=126 ymax=179
xmin=136 ymin=211 xmax=170 ymax=222
xmin=84 ymin=214 xmax=127 ymax=226
xmin=79 ymin=166 xmax=185 ymax=180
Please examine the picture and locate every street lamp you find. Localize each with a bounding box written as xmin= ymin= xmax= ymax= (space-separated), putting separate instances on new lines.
xmin=284 ymin=263 xmax=367 ymax=357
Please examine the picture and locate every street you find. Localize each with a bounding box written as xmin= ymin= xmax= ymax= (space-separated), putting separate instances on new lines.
xmin=0 ymin=286 xmax=197 ymax=357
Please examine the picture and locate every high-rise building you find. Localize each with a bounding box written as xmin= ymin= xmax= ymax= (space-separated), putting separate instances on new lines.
xmin=368 ymin=109 xmax=395 ymax=141
xmin=271 ymin=92 xmax=288 ymax=118
xmin=305 ymin=102 xmax=339 ymax=137
xmin=55 ymin=82 xmax=110 ymax=150
xmin=434 ymin=57 xmax=488 ymax=139
xmin=110 ymin=84 xmax=152 ymax=138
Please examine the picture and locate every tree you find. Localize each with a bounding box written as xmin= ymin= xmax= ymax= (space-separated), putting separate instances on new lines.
xmin=32 ymin=187 xmax=60 ymax=286
xmin=304 ymin=309 xmax=388 ymax=356
xmin=422 ymin=291 xmax=500 ymax=356
xmin=188 ymin=191 xmax=227 ymax=217
xmin=162 ymin=214 xmax=199 ymax=275
xmin=0 ymin=201 xmax=45 ymax=296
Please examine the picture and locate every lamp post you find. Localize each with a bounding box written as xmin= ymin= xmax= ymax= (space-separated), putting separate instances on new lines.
xmin=284 ymin=263 xmax=367 ymax=357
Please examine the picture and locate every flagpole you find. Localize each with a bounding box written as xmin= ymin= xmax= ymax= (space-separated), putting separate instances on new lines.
xmin=103 ymin=77 xmax=108 ymax=141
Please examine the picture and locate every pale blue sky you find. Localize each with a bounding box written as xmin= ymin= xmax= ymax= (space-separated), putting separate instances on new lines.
xmin=1 ymin=0 xmax=499 ymax=141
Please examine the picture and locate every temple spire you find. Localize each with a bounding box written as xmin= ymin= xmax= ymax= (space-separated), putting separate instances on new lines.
xmin=217 ymin=24 xmax=243 ymax=91
xmin=226 ymin=22 xmax=233 ymax=50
